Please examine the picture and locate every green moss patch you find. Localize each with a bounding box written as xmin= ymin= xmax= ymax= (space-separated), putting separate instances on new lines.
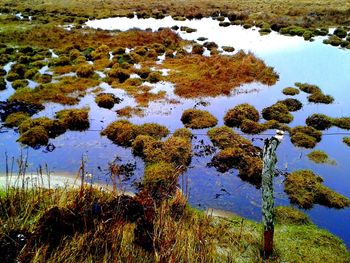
xmin=282 ymin=87 xmax=299 ymax=96
xmin=290 ymin=126 xmax=322 ymax=148
xmin=277 ymin=98 xmax=302 ymax=112
xmin=181 ymin=109 xmax=218 ymax=129
xmin=284 ymin=169 xmax=350 ymax=209
xmin=224 ymin=103 xmax=259 ymax=127
xmin=4 ymin=112 xmax=30 ymax=127
xmin=275 ymin=206 xmax=311 ymax=225
xmin=333 ymin=117 xmax=350 ymax=130
xmin=262 ymin=103 xmax=293 ymax=123
xmin=307 ymin=150 xmax=336 ymax=165
xmin=17 ymin=125 xmax=49 ymax=147
xmin=343 ymin=137 xmax=350 ymax=147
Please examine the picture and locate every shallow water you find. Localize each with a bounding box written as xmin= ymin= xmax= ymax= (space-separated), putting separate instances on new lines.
xmin=1 ymin=16 xmax=350 ymax=247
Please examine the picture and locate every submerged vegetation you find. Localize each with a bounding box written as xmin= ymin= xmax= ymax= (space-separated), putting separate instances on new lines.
xmin=307 ymin=150 xmax=336 ymax=165
xmin=284 ymin=169 xmax=350 ymax=209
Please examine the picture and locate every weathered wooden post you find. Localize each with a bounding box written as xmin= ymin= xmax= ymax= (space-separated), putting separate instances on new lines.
xmin=262 ymin=130 xmax=284 ymax=258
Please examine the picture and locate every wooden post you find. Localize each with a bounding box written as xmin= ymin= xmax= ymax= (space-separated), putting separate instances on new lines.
xmin=262 ymin=130 xmax=284 ymax=259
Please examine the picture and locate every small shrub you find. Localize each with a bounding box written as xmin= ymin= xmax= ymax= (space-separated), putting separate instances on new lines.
xmin=181 ymin=109 xmax=218 ymax=129
xmin=305 ymin=114 xmax=333 ymax=130
xmin=224 ymin=103 xmax=259 ymax=127
xmin=262 ymin=103 xmax=293 ymax=123
xmin=282 ymin=87 xmax=299 ymax=96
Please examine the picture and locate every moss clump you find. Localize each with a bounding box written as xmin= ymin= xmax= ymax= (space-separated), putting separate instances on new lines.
xmin=18 ymin=126 xmax=49 ymax=147
xmin=224 ymin=104 xmax=259 ymax=127
xmin=101 ymin=121 xmax=169 ymax=146
xmin=172 ymin=128 xmax=192 ymax=140
xmin=95 ymin=93 xmax=120 ymax=109
xmin=147 ymin=71 xmax=162 ymax=83
xmin=138 ymin=123 xmax=169 ymax=139
xmin=192 ymin=44 xmax=204 ymax=55
xmin=76 ymin=64 xmax=94 ymax=78
xmin=222 ymin=46 xmax=235 ymax=52
xmin=181 ymin=109 xmax=218 ymax=129
xmin=24 ymin=68 xmax=39 ymax=79
xmin=332 ymin=117 xmax=350 ymax=130
xmin=34 ymin=73 xmax=52 ymax=84
xmin=4 ymin=112 xmax=30 ymax=128
xmin=290 ymin=126 xmax=322 ymax=148
xmin=342 ymin=137 xmax=350 ymax=147
xmin=11 ymin=79 xmax=29 ymax=90
xmin=55 ymin=108 xmax=89 ymax=131
xmin=308 ymin=92 xmax=334 ymax=104
xmin=240 ymin=119 xmax=278 ymax=134
xmin=282 ymin=87 xmax=300 ymax=96
xmin=275 ymin=206 xmax=311 ymax=225
xmin=262 ymin=103 xmax=293 ymax=123
xmin=208 ymin=126 xmax=262 ymax=186
xmin=0 ymin=77 xmax=6 ymax=90
xmin=278 ymin=98 xmax=302 ymax=112
xmin=108 ymin=68 xmax=130 ymax=83
xmin=102 ymin=120 xmax=138 ymax=147
xmin=295 ymin=82 xmax=320 ymax=94
xmin=306 ymin=114 xmax=333 ymax=130
xmin=307 ymin=150 xmax=336 ymax=165
xmin=132 ymin=135 xmax=156 ymax=156
xmin=284 ymin=169 xmax=350 ymax=209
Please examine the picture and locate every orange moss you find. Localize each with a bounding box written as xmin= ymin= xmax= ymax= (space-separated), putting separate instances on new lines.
xmin=162 ymin=52 xmax=278 ymax=98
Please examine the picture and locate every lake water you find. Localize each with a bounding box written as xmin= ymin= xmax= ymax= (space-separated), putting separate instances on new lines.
xmin=1 ymin=15 xmax=350 ymax=247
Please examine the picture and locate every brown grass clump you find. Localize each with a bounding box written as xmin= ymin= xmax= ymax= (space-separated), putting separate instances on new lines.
xmin=224 ymin=103 xmax=259 ymax=127
xmin=76 ymin=63 xmax=94 ymax=78
xmin=55 ymin=108 xmax=90 ymax=131
xmin=95 ymin=93 xmax=121 ymax=109
xmin=290 ymin=126 xmax=322 ymax=149
xmin=17 ymin=125 xmax=49 ymax=147
xmin=172 ymin=128 xmax=192 ymax=140
xmin=101 ymin=120 xmax=169 ymax=146
xmin=306 ymin=114 xmax=333 ymax=130
xmin=181 ymin=109 xmax=218 ymax=129
xmin=208 ymin=126 xmax=262 ymax=186
xmin=4 ymin=112 xmax=30 ymax=127
xmin=162 ymin=52 xmax=278 ymax=98
xmin=262 ymin=103 xmax=293 ymax=123
xmin=284 ymin=169 xmax=350 ymax=209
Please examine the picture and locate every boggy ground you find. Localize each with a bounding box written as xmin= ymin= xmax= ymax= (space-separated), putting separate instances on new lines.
xmin=1 ymin=0 xmax=349 ymax=28
xmin=0 ymin=184 xmax=349 ymax=263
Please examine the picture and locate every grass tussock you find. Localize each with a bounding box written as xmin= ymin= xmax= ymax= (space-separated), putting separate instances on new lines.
xmin=343 ymin=137 xmax=350 ymax=147
xmin=262 ymin=103 xmax=293 ymax=123
xmin=224 ymin=103 xmax=259 ymax=127
xmin=1 ymin=184 xmax=349 ymax=263
xmin=284 ymin=169 xmax=350 ymax=209
xmin=295 ymin=82 xmax=334 ymax=104
xmin=116 ymin=106 xmax=145 ymax=118
xmin=180 ymin=108 xmax=218 ymax=129
xmin=282 ymin=87 xmax=300 ymax=96
xmin=290 ymin=126 xmax=322 ymax=149
xmin=162 ymin=52 xmax=278 ymax=98
xmin=207 ymin=126 xmax=262 ymax=186
xmin=95 ymin=93 xmax=121 ymax=109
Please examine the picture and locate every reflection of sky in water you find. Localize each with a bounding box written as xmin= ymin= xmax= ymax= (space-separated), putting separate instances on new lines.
xmin=1 ymin=16 xmax=350 ymax=247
